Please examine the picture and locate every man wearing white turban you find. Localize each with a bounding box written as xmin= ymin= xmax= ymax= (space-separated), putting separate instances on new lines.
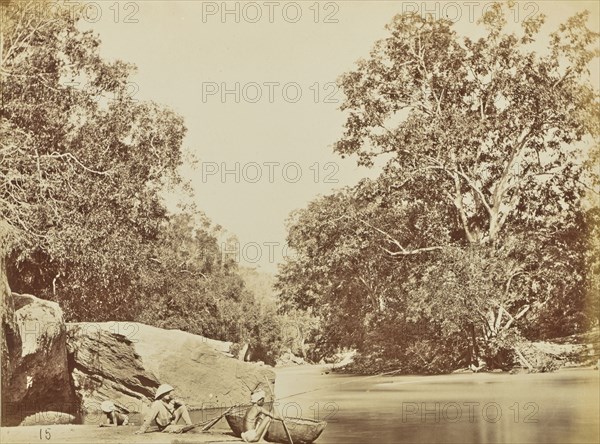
xmin=241 ymin=389 xmax=281 ymax=442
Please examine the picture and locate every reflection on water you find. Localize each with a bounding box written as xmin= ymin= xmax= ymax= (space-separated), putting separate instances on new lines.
xmin=88 ymin=367 xmax=598 ymax=443
xmin=273 ymin=366 xmax=599 ymax=443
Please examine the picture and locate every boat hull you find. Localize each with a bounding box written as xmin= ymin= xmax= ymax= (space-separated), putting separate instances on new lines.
xmin=225 ymin=409 xmax=326 ymax=444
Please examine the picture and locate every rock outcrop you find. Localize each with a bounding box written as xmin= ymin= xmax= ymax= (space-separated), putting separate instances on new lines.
xmin=67 ymin=322 xmax=275 ymax=417
xmin=0 ymin=224 xmax=21 ymax=425
xmin=66 ymin=323 xmax=161 ymax=414
xmin=276 ymin=350 xmax=307 ymax=367
xmin=2 ymin=293 xmax=78 ymax=426
xmin=1 ymin=287 xmax=276 ymax=426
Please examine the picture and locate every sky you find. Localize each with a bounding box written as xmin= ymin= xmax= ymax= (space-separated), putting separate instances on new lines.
xmin=80 ymin=1 xmax=600 ymax=273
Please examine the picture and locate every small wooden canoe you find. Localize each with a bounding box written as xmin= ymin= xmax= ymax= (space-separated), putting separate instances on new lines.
xmin=225 ymin=410 xmax=327 ymax=444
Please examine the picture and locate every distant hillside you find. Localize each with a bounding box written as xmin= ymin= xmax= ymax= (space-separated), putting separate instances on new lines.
xmin=239 ymin=267 xmax=277 ymax=307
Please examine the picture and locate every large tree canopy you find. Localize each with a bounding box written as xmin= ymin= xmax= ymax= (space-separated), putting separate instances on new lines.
xmin=1 ymin=0 xmax=290 ymax=368
xmin=335 ymin=5 xmax=598 ymax=245
xmin=1 ymin=0 xmax=187 ymax=318
xmin=277 ymin=3 xmax=599 ymax=373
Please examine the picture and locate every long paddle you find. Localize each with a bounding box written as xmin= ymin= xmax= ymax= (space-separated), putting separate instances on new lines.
xmin=173 ymin=405 xmax=235 ymax=434
xmin=264 ymin=376 xmax=294 ymax=444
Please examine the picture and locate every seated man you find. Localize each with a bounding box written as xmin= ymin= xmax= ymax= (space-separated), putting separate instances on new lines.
xmin=241 ymin=390 xmax=280 ymax=443
xmin=99 ymin=400 xmax=129 ymax=427
xmin=135 ymin=384 xmax=192 ymax=434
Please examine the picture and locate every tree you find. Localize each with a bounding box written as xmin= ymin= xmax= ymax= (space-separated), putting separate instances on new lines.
xmin=277 ymin=2 xmax=599 ymax=372
xmin=277 ymin=180 xmax=453 ymax=361
xmin=335 ymin=5 xmax=597 ymax=245
xmin=1 ymin=2 xmax=286 ymax=366
xmin=1 ymin=0 xmax=186 ymax=319
xmin=137 ymin=212 xmax=254 ymax=340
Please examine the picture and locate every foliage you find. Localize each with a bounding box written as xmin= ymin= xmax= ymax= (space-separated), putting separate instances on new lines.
xmin=335 ymin=6 xmax=597 ymax=245
xmin=1 ymin=0 xmax=286 ymax=362
xmin=236 ymin=269 xmax=319 ymax=364
xmin=2 ymin=0 xmax=184 ymax=319
xmin=277 ymin=2 xmax=599 ymax=373
xmin=135 ymin=213 xmax=241 ymax=337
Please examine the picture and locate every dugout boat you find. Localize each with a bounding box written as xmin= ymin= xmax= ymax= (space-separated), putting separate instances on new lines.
xmin=225 ymin=409 xmax=327 ymax=444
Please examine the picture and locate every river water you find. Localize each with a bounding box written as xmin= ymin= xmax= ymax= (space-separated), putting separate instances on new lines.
xmin=270 ymin=365 xmax=599 ymax=443
xmin=101 ymin=365 xmax=598 ymax=443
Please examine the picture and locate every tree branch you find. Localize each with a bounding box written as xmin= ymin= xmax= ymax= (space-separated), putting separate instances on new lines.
xmin=381 ymin=245 xmax=443 ymax=256
xmin=356 ymin=218 xmax=443 ymax=256
xmin=40 ymin=152 xmax=111 ymax=176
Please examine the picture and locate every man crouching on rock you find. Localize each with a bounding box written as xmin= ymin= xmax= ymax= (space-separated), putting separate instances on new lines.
xmin=134 ymin=384 xmax=193 ymax=434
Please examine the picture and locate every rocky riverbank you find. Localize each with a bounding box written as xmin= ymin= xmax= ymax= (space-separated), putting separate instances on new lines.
xmin=67 ymin=321 xmax=273 ymax=414
xmin=2 ymin=293 xmax=274 ymax=426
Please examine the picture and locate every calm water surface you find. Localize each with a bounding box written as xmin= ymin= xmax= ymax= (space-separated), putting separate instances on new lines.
xmin=105 ymin=366 xmax=598 ymax=443
xmin=269 ymin=366 xmax=599 ymax=443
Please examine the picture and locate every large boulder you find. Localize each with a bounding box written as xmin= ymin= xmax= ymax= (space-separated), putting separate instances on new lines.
xmin=67 ymin=322 xmax=275 ymax=417
xmin=2 ymin=293 xmax=78 ymax=426
xmin=66 ymin=323 xmax=161 ymax=415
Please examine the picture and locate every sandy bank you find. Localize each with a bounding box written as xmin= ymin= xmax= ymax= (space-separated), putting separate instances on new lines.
xmin=0 ymin=424 xmax=243 ymax=444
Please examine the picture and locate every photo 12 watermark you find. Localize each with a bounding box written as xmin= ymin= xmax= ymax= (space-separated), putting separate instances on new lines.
xmin=201 ymin=1 xmax=340 ymax=24
xmin=17 ymin=321 xmax=141 ymax=346
xmin=215 ymin=396 xmax=339 ymax=425
xmin=221 ymin=241 xmax=297 ymax=265
xmin=0 ymin=1 xmax=141 ymax=24
xmin=201 ymin=82 xmax=340 ymax=104
xmin=61 ymin=80 xmax=140 ymax=103
xmin=200 ymin=161 xmax=339 ymax=184
xmin=399 ymin=1 xmax=540 ymax=24
xmin=401 ymin=401 xmax=539 ymax=423
xmin=76 ymin=1 xmax=141 ymax=23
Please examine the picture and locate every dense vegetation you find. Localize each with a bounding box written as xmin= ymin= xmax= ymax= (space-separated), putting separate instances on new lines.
xmin=0 ymin=0 xmax=287 ymax=364
xmin=276 ymin=3 xmax=599 ymax=373
xmin=2 ymin=1 xmax=598 ymax=373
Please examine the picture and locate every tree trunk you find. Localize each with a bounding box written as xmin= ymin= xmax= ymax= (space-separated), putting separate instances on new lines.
xmin=1 ymin=221 xmax=21 ymax=425
xmin=468 ymin=323 xmax=481 ymax=370
xmin=237 ymin=343 xmax=249 ymax=361
xmin=513 ymin=347 xmax=533 ymax=372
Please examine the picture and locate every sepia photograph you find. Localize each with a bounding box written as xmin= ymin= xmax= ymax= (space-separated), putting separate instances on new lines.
xmin=1 ymin=1 xmax=599 ymax=443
